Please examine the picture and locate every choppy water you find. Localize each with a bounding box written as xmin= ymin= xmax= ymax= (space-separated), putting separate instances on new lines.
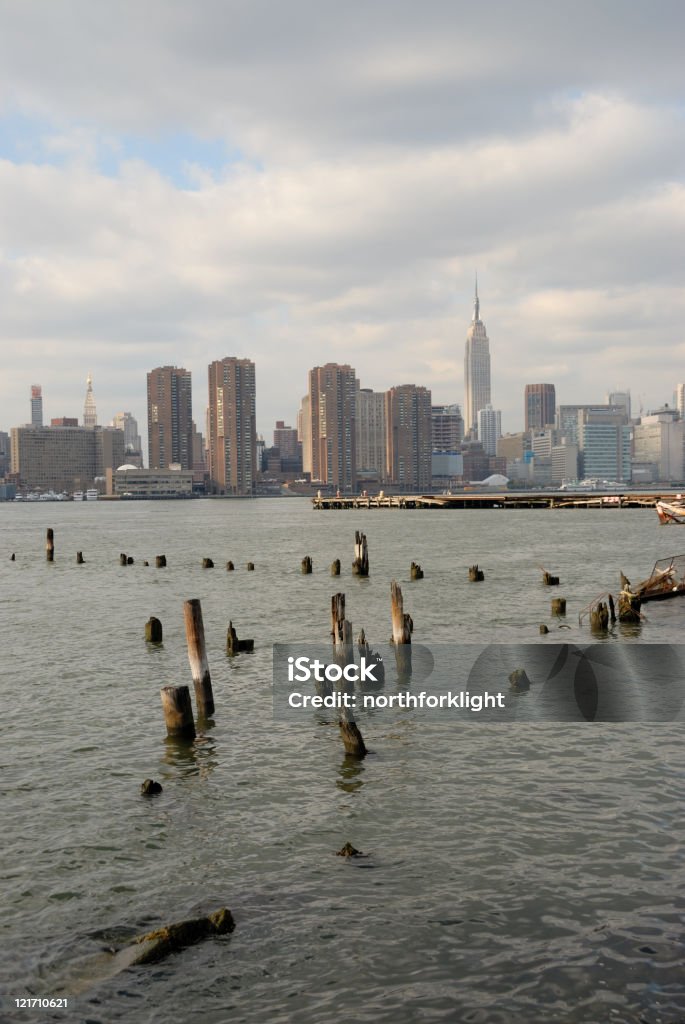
xmin=2 ymin=499 xmax=685 ymax=1023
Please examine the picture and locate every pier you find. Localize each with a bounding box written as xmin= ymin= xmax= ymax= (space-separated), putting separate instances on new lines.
xmin=313 ymin=491 xmax=665 ymax=511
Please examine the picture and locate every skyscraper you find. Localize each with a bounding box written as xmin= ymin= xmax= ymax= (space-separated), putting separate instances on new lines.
xmin=83 ymin=374 xmax=97 ymax=427
xmin=432 ymin=404 xmax=464 ymax=451
xmin=308 ymin=363 xmax=357 ymax=491
xmin=464 ymin=280 xmax=491 ymax=439
xmin=207 ymin=357 xmax=257 ymax=495
xmin=355 ymin=385 xmax=387 ymax=479
xmin=525 ymin=384 xmax=556 ymax=432
xmin=478 ymin=404 xmax=502 ymax=456
xmin=385 ymin=384 xmax=432 ymax=491
xmin=147 ymin=366 xmax=193 ymax=470
xmin=111 ymin=412 xmax=142 ymax=454
xmin=30 ymin=385 xmax=43 ymax=427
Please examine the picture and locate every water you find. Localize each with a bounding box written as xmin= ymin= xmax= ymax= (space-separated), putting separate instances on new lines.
xmin=2 ymin=499 xmax=685 ymax=1023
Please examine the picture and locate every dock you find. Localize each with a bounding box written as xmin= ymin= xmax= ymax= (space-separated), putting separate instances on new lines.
xmin=313 ymin=491 xmax=665 ymax=511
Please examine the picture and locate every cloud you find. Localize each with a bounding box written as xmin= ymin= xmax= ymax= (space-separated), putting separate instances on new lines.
xmin=0 ymin=1 xmax=683 ymax=441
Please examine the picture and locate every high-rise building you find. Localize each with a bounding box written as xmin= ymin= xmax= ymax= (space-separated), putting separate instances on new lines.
xmin=30 ymin=385 xmax=43 ymax=427
xmin=111 ymin=412 xmax=142 ymax=455
xmin=607 ymin=390 xmax=631 ymax=420
xmin=557 ymin=404 xmax=625 ymax=446
xmin=298 ymin=395 xmax=312 ymax=475
xmin=633 ymin=413 xmax=684 ymax=482
xmin=525 ymin=384 xmax=556 ymax=432
xmin=308 ymin=363 xmax=357 ymax=491
xmin=385 ymin=384 xmax=432 ymax=491
xmin=676 ymin=384 xmax=684 ymax=418
xmin=273 ymin=421 xmax=300 ymax=460
xmin=464 ymin=280 xmax=491 ymax=439
xmin=431 ymin=404 xmax=464 ymax=451
xmin=83 ymin=374 xmax=97 ymax=427
xmin=477 ymin=404 xmax=502 ymax=457
xmin=207 ymin=357 xmax=257 ymax=495
xmin=147 ymin=366 xmax=193 ymax=470
xmin=356 ymin=386 xmax=387 ymax=479
xmin=577 ymin=408 xmax=631 ymax=482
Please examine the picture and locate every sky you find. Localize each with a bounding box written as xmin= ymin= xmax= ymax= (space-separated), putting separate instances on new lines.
xmin=0 ymin=0 xmax=683 ymax=448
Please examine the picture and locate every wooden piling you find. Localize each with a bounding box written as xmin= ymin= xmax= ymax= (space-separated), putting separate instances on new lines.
xmin=330 ymin=558 xmax=341 ymax=576
xmin=608 ymin=593 xmax=616 ymax=623
xmin=618 ymin=591 xmax=641 ymax=624
xmin=541 ymin=567 xmax=560 ymax=586
xmin=331 ymin=592 xmax=346 ymax=643
xmin=539 ymin=624 xmax=549 ymax=634
xmin=202 ymin=557 xmax=214 ymax=569
xmin=246 ymin=562 xmax=255 ymax=571
xmin=10 ymin=553 xmax=15 ymax=561
xmin=339 ymin=719 xmax=367 ymax=757
xmin=145 ymin=616 xmax=163 ymax=643
xmin=590 ymin=601 xmax=610 ymax=631
xmin=390 ymin=581 xmax=412 ymax=644
xmin=301 ymin=555 xmax=313 ymax=574
xmin=119 ymin=553 xmax=128 ymax=566
xmin=183 ymin=598 xmax=215 ymax=718
xmin=551 ymin=598 xmax=566 ymax=616
xmin=226 ymin=560 xmax=234 ymax=571
xmin=410 ymin=561 xmax=424 ymax=580
xmin=226 ymin=620 xmax=254 ymax=655
xmin=468 ymin=565 xmax=484 ymax=582
xmin=76 ymin=551 xmax=84 ymax=564
xmin=352 ymin=531 xmax=369 ymax=576
xmin=160 ymin=685 xmax=196 ymax=739
xmin=46 ymin=528 xmax=54 ymax=562
xmin=127 ymin=556 xmax=134 ymax=565
xmin=509 ymin=668 xmax=531 ymax=691
xmin=155 ymin=555 xmax=167 ymax=568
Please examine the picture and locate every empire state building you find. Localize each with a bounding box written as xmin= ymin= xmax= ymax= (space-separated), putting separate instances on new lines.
xmin=464 ymin=282 xmax=491 ymax=439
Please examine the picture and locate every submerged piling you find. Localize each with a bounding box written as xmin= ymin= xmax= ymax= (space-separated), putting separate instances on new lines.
xmin=183 ymin=598 xmax=215 ymax=718
xmin=330 ymin=558 xmax=341 ymax=576
xmin=76 ymin=551 xmax=85 ymax=564
xmin=301 ymin=555 xmax=313 ymax=574
xmin=145 ymin=617 xmax=163 ymax=643
xmin=410 ymin=561 xmax=424 ymax=580
xmin=468 ymin=565 xmax=484 ymax=582
xmin=46 ymin=528 xmax=54 ymax=562
xmin=352 ymin=531 xmax=369 ymax=576
xmin=155 ymin=555 xmax=167 ymax=568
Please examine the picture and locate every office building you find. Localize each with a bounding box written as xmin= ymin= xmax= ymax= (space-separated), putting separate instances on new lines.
xmin=207 ymin=357 xmax=257 ymax=495
xmin=30 ymin=386 xmax=43 ymax=427
xmin=607 ymin=390 xmax=631 ymax=420
xmin=385 ymin=384 xmax=432 ymax=491
xmin=432 ymin=404 xmax=464 ymax=451
xmin=525 ymin=384 xmax=556 ymax=432
xmin=356 ymin=386 xmax=387 ymax=480
xmin=477 ymin=405 xmax=502 ymax=457
xmin=147 ymin=366 xmax=193 ymax=471
xmin=111 ymin=413 xmax=142 ymax=454
xmin=464 ymin=281 xmax=491 ymax=439
xmin=633 ymin=413 xmax=684 ymax=482
xmin=10 ymin=425 xmax=124 ymax=492
xmin=308 ymin=363 xmax=357 ymax=491
xmin=577 ymin=408 xmax=631 ymax=482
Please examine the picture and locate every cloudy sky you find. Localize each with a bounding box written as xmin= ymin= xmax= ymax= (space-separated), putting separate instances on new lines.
xmin=1 ymin=0 xmax=683 ymax=447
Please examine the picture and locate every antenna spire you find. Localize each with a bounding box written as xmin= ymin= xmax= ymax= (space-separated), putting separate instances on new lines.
xmin=473 ymin=273 xmax=480 ymax=322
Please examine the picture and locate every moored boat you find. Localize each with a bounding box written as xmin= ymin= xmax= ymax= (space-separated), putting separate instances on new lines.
xmin=656 ymin=499 xmax=685 ymax=525
xmin=633 ymin=554 xmax=685 ymax=602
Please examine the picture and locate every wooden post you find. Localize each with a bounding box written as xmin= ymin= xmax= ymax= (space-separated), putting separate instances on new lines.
xmin=590 ymin=601 xmax=609 ymax=631
xmin=226 ymin=560 xmax=234 ymax=571
xmin=246 ymin=562 xmax=255 ymax=571
xmin=120 ymin=553 xmax=128 ymax=566
xmin=10 ymin=553 xmax=15 ymax=561
xmin=551 ymin=598 xmax=566 ymax=616
xmin=301 ymin=555 xmax=313 ymax=574
xmin=330 ymin=558 xmax=340 ymax=576
xmin=76 ymin=551 xmax=84 ymax=564
xmin=352 ymin=531 xmax=369 ymax=576
xmin=202 ymin=557 xmax=214 ymax=568
xmin=155 ymin=555 xmax=167 ymax=568
xmin=127 ymin=556 xmax=134 ymax=565
xmin=145 ymin=616 xmax=163 ymax=643
xmin=410 ymin=561 xmax=424 ymax=580
xmin=183 ymin=598 xmax=215 ymax=718
xmin=331 ymin=593 xmax=346 ymax=643
xmin=608 ymin=593 xmax=616 ymax=623
xmin=468 ymin=565 xmax=484 ymax=582
xmin=160 ymin=685 xmax=196 ymax=739
xmin=618 ymin=591 xmax=641 ymax=624
xmin=226 ymin=620 xmax=254 ymax=655
xmin=541 ymin=568 xmax=560 ymax=586
xmin=46 ymin=528 xmax=54 ymax=562
xmin=339 ymin=719 xmax=367 ymax=757
xmin=390 ymin=581 xmax=412 ymax=644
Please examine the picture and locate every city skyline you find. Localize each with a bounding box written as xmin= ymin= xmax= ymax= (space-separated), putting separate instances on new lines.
xmin=0 ymin=3 xmax=682 ymax=441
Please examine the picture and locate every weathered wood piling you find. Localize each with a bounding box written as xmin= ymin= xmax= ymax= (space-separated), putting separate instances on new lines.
xmin=76 ymin=551 xmax=84 ymax=564
xmin=551 ymin=598 xmax=566 ymax=616
xmin=145 ymin=616 xmax=163 ymax=643
xmin=618 ymin=590 xmax=641 ymax=624
xmin=183 ymin=598 xmax=215 ymax=718
xmin=301 ymin=555 xmax=313 ymax=574
xmin=160 ymin=685 xmax=196 ymax=739
xmin=509 ymin=668 xmax=531 ymax=691
xmin=226 ymin=620 xmax=254 ymax=655
xmin=352 ymin=531 xmax=369 ymax=576
xmin=330 ymin=558 xmax=341 ymax=576
xmin=330 ymin=592 xmax=366 ymax=756
xmin=119 ymin=553 xmax=128 ymax=566
xmin=590 ymin=601 xmax=610 ymax=631
xmin=226 ymin=560 xmax=234 ymax=571
xmin=202 ymin=557 xmax=214 ymax=569
xmin=410 ymin=561 xmax=424 ymax=580
xmin=390 ymin=581 xmax=413 ymax=644
xmin=541 ymin=568 xmax=560 ymax=586
xmin=46 ymin=528 xmax=54 ymax=562
xmin=246 ymin=562 xmax=255 ymax=571
xmin=155 ymin=555 xmax=167 ymax=568
xmin=468 ymin=564 xmax=484 ymax=582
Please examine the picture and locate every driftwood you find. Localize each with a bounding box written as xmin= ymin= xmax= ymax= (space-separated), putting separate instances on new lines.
xmin=127 ymin=908 xmax=235 ymax=965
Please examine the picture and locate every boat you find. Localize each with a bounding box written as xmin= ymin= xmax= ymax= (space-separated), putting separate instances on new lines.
xmin=656 ymin=499 xmax=685 ymax=524
xmin=632 ymin=554 xmax=685 ymax=602
xmin=85 ymin=488 xmax=99 ymax=501
xmin=73 ymin=491 xmax=84 ymax=502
